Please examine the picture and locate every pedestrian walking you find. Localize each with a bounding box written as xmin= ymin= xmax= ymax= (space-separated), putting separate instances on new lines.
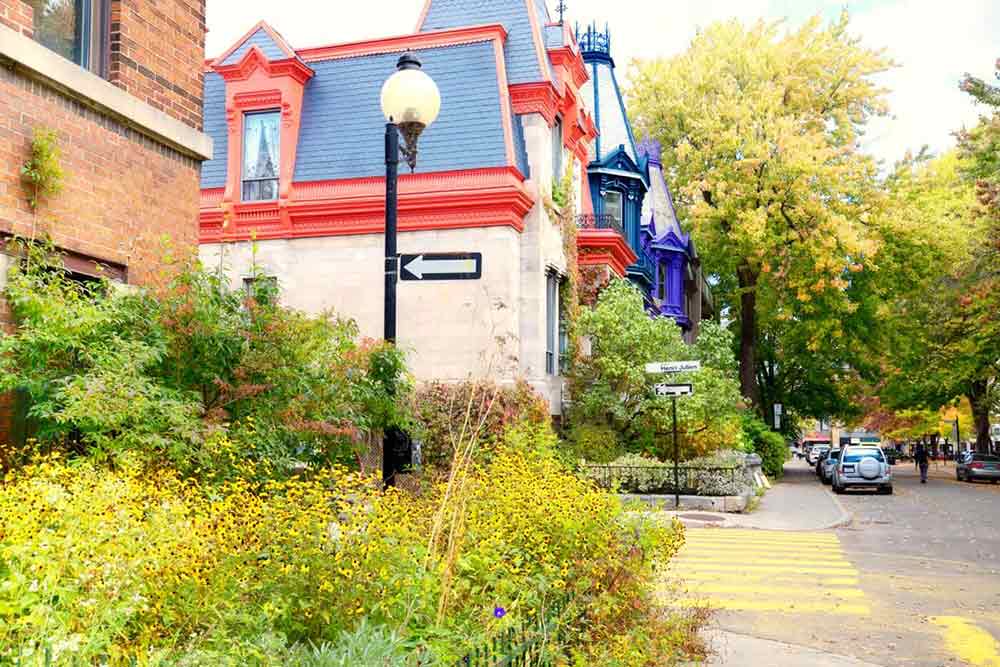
xmin=914 ymin=442 xmax=929 ymax=484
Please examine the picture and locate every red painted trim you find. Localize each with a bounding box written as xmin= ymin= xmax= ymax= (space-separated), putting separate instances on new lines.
xmin=509 ymin=82 xmax=559 ymax=125
xmin=415 ymin=0 xmax=433 ymax=31
xmin=214 ymin=46 xmax=314 ymax=84
xmin=523 ymin=0 xmax=551 ymax=82
xmin=548 ymin=46 xmax=589 ymax=89
xmin=200 ymin=167 xmax=535 ymax=243
xmin=297 ymin=24 xmax=508 ymax=62
xmin=579 ymin=163 xmax=594 ymax=214
xmin=491 ymin=38 xmax=517 ymax=168
xmin=577 ymin=228 xmax=636 ymax=277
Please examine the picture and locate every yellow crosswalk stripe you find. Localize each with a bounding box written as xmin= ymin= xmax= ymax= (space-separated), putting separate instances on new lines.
xmin=672 ymin=571 xmax=860 ymax=586
xmin=675 ymin=598 xmax=871 ymax=615
xmin=672 ymin=556 xmax=852 ymax=567
xmin=670 ymin=582 xmax=866 ymax=599
xmin=665 ymin=529 xmax=870 ymax=617
xmin=930 ymin=617 xmax=1000 ymax=666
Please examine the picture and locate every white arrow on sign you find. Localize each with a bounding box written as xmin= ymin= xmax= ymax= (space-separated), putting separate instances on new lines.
xmin=402 ymin=255 xmax=477 ymax=279
xmin=645 ymin=360 xmax=701 ymax=374
xmin=655 ymin=383 xmax=693 ymax=397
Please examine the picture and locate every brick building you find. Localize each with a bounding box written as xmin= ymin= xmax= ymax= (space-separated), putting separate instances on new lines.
xmin=0 ymin=0 xmax=213 ymax=445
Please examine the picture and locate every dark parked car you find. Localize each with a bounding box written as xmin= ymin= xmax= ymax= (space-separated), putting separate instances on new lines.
xmin=956 ymin=453 xmax=1000 ymax=483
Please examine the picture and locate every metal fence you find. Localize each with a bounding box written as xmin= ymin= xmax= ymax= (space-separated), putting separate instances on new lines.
xmin=580 ymin=463 xmax=745 ymax=496
xmin=444 ymin=597 xmax=575 ymax=667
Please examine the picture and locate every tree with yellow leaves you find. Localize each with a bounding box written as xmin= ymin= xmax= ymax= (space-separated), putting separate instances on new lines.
xmin=628 ymin=13 xmax=891 ymax=416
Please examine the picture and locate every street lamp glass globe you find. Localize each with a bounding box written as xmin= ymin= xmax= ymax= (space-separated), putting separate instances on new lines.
xmin=380 ymin=66 xmax=440 ymax=127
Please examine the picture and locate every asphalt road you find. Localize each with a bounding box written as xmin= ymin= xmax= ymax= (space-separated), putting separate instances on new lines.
xmin=669 ymin=459 xmax=1000 ymax=667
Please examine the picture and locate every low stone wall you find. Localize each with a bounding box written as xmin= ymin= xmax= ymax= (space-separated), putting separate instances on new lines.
xmin=618 ymin=491 xmax=752 ymax=513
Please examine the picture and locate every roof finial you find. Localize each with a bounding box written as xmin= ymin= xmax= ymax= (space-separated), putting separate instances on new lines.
xmin=556 ymin=0 xmax=567 ymax=25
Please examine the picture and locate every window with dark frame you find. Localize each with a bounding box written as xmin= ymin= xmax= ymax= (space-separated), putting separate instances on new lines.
xmin=545 ymin=271 xmax=560 ymax=375
xmin=658 ymin=262 xmax=668 ymax=300
xmin=243 ymin=275 xmax=278 ymax=306
xmin=27 ymin=0 xmax=109 ymax=76
xmin=242 ymin=111 xmax=281 ymax=202
xmin=604 ymin=190 xmax=623 ymax=231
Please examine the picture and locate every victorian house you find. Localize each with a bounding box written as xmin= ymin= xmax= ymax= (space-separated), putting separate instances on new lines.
xmin=577 ymin=23 xmax=713 ymax=341
xmin=198 ymin=1 xmax=597 ymax=414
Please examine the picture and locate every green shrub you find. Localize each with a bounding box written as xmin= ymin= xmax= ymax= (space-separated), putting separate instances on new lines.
xmin=740 ymin=413 xmax=788 ymax=478
xmin=564 ymin=422 xmax=622 ymax=463
xmin=409 ymin=379 xmax=549 ymax=470
xmin=0 ymin=241 xmax=409 ymax=479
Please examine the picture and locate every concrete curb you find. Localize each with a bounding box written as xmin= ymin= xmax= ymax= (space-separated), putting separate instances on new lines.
xmin=701 ymin=630 xmax=886 ymax=667
xmin=667 ymin=488 xmax=853 ymax=532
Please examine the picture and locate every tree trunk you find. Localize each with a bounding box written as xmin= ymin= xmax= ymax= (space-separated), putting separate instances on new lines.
xmin=968 ymin=380 xmax=992 ymax=454
xmin=737 ymin=264 xmax=760 ymax=409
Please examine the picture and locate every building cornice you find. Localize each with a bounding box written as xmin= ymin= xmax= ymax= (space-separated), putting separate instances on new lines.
xmin=577 ymin=228 xmax=637 ymax=277
xmin=295 ymin=24 xmax=508 ymax=62
xmin=0 ymin=23 xmax=212 ymax=160
xmin=200 ymin=166 xmax=534 ymax=243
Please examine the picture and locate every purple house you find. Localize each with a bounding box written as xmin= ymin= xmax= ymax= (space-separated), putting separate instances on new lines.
xmin=638 ymin=137 xmax=714 ymax=342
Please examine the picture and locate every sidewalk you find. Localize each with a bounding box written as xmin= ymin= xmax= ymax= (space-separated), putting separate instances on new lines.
xmin=665 ymin=459 xmax=850 ymax=531
xmin=700 ymin=630 xmax=884 ymax=667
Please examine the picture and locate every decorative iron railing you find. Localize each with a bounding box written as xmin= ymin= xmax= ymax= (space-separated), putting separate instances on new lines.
xmin=447 ymin=597 xmax=576 ymax=666
xmin=580 ymin=463 xmax=747 ymax=497
xmin=575 ymin=213 xmax=623 ymax=235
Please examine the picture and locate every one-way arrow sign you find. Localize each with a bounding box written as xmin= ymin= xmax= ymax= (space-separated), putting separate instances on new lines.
xmin=400 ymin=252 xmax=482 ymax=281
xmin=654 ymin=383 xmax=693 ymax=397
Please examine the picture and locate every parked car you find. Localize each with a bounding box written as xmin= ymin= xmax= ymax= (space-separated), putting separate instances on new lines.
xmin=807 ymin=445 xmax=830 ymax=466
xmin=833 ymin=445 xmax=893 ymax=495
xmin=956 ymin=453 xmax=1000 ymax=483
xmin=820 ymin=449 xmax=841 ymax=484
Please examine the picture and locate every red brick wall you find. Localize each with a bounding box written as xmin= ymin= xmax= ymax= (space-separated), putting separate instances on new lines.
xmin=109 ymin=0 xmax=206 ymax=130
xmin=0 ymin=68 xmax=201 ymax=286
xmin=0 ymin=0 xmax=32 ymax=37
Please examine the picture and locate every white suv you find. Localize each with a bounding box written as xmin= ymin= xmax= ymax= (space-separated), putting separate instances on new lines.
xmin=832 ymin=445 xmax=893 ymax=495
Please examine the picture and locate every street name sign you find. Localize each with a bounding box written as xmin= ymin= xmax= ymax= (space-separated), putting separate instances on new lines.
xmin=400 ymin=252 xmax=482 ymax=281
xmin=645 ymin=360 xmax=701 ymax=374
xmin=654 ymin=383 xmax=693 ymax=397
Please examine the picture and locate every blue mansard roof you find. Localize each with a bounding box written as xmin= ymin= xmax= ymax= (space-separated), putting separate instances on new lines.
xmin=577 ymin=24 xmax=639 ymax=167
xmin=200 ymin=40 xmax=524 ymax=189
xmin=419 ymin=0 xmax=553 ymax=85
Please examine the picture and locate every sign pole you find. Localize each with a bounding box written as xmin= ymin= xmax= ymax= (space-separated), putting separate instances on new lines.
xmin=673 ymin=395 xmax=680 ymax=510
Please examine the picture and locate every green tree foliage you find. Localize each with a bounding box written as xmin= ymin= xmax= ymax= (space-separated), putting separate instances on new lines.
xmin=627 ymin=14 xmax=891 ymax=418
xmin=20 ymin=128 xmax=64 ymax=212
xmin=567 ymin=279 xmax=742 ymax=460
xmin=0 ymin=241 xmax=409 ymax=476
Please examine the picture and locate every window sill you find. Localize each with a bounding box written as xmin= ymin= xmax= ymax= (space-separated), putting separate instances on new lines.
xmin=0 ymin=23 xmax=212 ymax=161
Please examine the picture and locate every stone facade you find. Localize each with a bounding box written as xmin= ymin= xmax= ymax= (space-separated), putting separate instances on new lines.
xmin=0 ymin=2 xmax=212 ymax=446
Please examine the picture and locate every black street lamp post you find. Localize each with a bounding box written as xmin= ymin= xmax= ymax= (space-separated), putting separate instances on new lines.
xmin=379 ymin=52 xmax=440 ymax=486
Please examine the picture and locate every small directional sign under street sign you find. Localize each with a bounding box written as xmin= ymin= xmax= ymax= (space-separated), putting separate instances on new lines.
xmin=654 ymin=383 xmax=693 ymax=397
xmin=645 ymin=360 xmax=701 ymax=374
xmin=400 ymin=252 xmax=482 ymax=281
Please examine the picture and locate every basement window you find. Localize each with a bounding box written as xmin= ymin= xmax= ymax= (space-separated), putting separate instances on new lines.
xmin=28 ymin=0 xmax=110 ymax=76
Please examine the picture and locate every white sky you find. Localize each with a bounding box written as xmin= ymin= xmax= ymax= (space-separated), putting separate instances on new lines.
xmin=205 ymin=0 xmax=999 ymax=167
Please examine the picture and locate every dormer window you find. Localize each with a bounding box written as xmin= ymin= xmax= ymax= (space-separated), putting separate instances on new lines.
xmin=604 ymin=190 xmax=623 ymax=230
xmin=242 ymin=110 xmax=280 ymax=201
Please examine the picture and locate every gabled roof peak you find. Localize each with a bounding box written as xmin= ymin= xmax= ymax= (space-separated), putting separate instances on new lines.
xmin=213 ymin=21 xmax=298 ymax=67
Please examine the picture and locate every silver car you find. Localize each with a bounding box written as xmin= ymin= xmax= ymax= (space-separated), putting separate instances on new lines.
xmin=808 ymin=445 xmax=830 ymax=466
xmin=820 ymin=449 xmax=841 ymax=484
xmin=833 ymin=446 xmax=892 ymax=495
xmin=956 ymin=453 xmax=1000 ymax=483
